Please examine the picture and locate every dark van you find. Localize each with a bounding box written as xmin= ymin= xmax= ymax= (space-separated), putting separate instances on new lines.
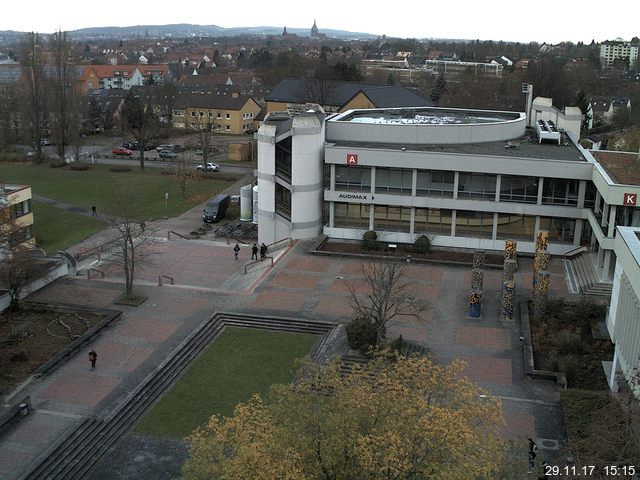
xmin=202 ymin=194 xmax=230 ymax=223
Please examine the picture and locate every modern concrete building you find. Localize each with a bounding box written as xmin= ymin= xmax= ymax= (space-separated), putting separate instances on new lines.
xmin=607 ymin=226 xmax=640 ymax=394
xmin=258 ymin=106 xmax=640 ymax=279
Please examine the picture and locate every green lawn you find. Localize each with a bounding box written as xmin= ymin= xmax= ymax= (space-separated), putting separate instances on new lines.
xmin=32 ymin=201 xmax=106 ymax=254
xmin=0 ymin=162 xmax=240 ymax=219
xmin=134 ymin=327 xmax=318 ymax=439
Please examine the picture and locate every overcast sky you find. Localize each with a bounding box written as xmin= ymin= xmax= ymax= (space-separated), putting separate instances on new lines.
xmin=2 ymin=0 xmax=637 ymax=44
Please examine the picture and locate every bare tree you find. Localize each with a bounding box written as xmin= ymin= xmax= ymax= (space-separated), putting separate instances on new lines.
xmin=189 ymin=114 xmax=217 ymax=162
xmin=348 ymin=259 xmax=425 ymax=343
xmin=172 ymin=152 xmax=199 ymax=199
xmin=20 ymin=32 xmax=47 ymax=162
xmin=49 ymin=29 xmax=80 ymax=161
xmin=296 ymin=78 xmax=337 ymax=112
xmin=121 ymin=90 xmax=160 ymax=170
xmin=103 ymin=190 xmax=153 ymax=301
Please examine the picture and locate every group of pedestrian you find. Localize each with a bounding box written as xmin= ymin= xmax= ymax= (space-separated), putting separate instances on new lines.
xmin=527 ymin=438 xmax=549 ymax=479
xmin=236 ymin=242 xmax=268 ymax=261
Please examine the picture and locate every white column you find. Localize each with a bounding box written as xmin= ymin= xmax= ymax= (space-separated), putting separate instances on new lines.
xmin=609 ymin=349 xmax=620 ymax=392
xmin=453 ymin=172 xmax=459 ymax=200
xmin=537 ymin=177 xmax=544 ymax=205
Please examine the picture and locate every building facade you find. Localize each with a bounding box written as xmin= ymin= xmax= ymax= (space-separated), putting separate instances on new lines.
xmin=257 ymin=106 xmax=640 ymax=281
xmin=0 ymin=185 xmax=35 ymax=257
xmin=607 ymin=226 xmax=640 ymax=394
xmin=599 ymin=41 xmax=639 ymax=68
xmin=172 ymin=92 xmax=261 ymax=134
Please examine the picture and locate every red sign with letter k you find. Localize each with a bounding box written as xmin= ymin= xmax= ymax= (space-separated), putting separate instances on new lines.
xmin=623 ymin=193 xmax=637 ymax=206
xmin=346 ymin=153 xmax=358 ymax=165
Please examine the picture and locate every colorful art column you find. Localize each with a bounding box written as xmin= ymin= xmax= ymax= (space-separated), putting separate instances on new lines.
xmin=468 ymin=289 xmax=482 ymax=318
xmin=502 ymin=281 xmax=516 ymax=322
xmin=533 ymin=270 xmax=550 ymax=321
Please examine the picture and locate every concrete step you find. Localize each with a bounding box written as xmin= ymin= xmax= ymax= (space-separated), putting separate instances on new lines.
xmin=569 ymin=254 xmax=612 ymax=297
xmin=23 ymin=313 xmax=334 ymax=480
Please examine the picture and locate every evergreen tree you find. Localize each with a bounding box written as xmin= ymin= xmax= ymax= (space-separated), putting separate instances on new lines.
xmin=430 ymin=74 xmax=448 ymax=103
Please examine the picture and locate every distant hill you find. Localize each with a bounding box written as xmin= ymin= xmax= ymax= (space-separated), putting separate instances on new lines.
xmin=0 ymin=24 xmax=378 ymax=41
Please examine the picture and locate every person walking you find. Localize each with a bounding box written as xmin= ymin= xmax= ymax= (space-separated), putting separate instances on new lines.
xmin=233 ymin=243 xmax=240 ymax=261
xmin=260 ymin=242 xmax=268 ymax=261
xmin=528 ymin=438 xmax=539 ymax=472
xmin=251 ymin=243 xmax=258 ymax=261
xmin=89 ymin=349 xmax=97 ymax=371
xmin=91 ymin=205 xmax=97 ymax=216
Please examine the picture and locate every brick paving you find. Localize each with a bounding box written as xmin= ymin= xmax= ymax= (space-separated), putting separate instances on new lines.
xmin=0 ymin=224 xmax=575 ymax=479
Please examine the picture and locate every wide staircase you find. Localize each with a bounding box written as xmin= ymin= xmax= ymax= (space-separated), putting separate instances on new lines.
xmin=565 ymin=253 xmax=613 ymax=297
xmin=22 ymin=313 xmax=334 ymax=480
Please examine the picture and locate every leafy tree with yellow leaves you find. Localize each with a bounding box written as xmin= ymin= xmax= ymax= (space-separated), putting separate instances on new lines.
xmin=183 ymin=352 xmax=510 ymax=480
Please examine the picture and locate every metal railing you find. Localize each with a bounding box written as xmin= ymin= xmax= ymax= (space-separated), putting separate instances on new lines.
xmin=244 ymin=256 xmax=274 ymax=274
xmin=563 ymin=245 xmax=587 ymax=259
xmin=158 ymin=275 xmax=174 ymax=286
xmin=87 ymin=268 xmax=104 ymax=280
xmin=74 ymin=237 xmax=120 ymax=263
xmin=167 ymin=230 xmax=189 ymax=240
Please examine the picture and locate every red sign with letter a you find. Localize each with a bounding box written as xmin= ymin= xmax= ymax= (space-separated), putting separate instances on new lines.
xmin=346 ymin=153 xmax=358 ymax=165
xmin=623 ymin=193 xmax=637 ymax=206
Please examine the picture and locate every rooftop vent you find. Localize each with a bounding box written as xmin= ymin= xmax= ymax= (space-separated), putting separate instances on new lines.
xmin=536 ymin=119 xmax=561 ymax=145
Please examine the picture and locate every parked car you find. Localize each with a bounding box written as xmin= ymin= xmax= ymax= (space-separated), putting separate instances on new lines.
xmin=156 ymin=144 xmax=182 ymax=152
xmin=112 ymin=147 xmax=132 ymax=156
xmin=196 ymin=162 xmax=220 ymax=171
xmin=202 ymin=194 xmax=230 ymax=223
xmin=158 ymin=149 xmax=177 ymax=159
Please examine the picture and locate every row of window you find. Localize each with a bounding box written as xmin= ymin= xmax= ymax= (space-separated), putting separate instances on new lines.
xmin=332 ymin=203 xmax=576 ymax=243
xmin=334 ymin=166 xmax=580 ymax=206
xmin=9 ymin=200 xmax=31 ymax=219
xmin=186 ymin=111 xmax=255 ymax=120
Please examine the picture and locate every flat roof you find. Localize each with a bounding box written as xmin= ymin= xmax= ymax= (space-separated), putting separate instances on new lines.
xmin=329 ymin=129 xmax=588 ymax=163
xmin=591 ymin=151 xmax=640 ymax=185
xmin=334 ymin=107 xmax=521 ymax=125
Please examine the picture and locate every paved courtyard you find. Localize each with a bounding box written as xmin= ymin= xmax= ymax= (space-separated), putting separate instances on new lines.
xmin=0 ymin=222 xmax=573 ymax=479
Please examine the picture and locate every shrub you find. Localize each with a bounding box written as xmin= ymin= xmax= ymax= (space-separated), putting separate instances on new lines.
xmin=558 ymin=355 xmax=579 ymax=384
xmin=385 ymin=335 xmax=404 ymax=354
xmin=10 ymin=351 xmax=28 ymax=362
xmin=345 ymin=316 xmax=378 ymax=355
xmin=70 ymin=164 xmax=89 ymax=171
xmin=362 ymin=230 xmax=380 ymax=251
xmin=50 ymin=161 xmax=66 ymax=168
xmin=110 ymin=166 xmax=131 ymax=173
xmin=413 ymin=235 xmax=431 ymax=254
xmin=557 ymin=330 xmax=583 ymax=355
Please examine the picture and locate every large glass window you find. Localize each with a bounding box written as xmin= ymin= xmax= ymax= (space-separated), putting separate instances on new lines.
xmin=584 ymin=182 xmax=596 ymax=210
xmin=539 ymin=217 xmax=575 ymax=243
xmin=499 ymin=176 xmax=538 ymax=204
xmin=334 ymin=202 xmax=370 ymax=228
xmin=414 ymin=208 xmax=453 ymax=235
xmin=335 ymin=166 xmax=372 ymax=192
xmin=373 ymin=205 xmax=411 ymax=232
xmin=454 ymin=210 xmax=494 ymax=238
xmin=615 ymin=206 xmax=640 ymax=228
xmin=275 ymin=183 xmax=291 ymax=220
xmin=375 ymin=168 xmax=413 ymax=194
xmin=496 ymin=214 xmax=536 ymax=240
xmin=541 ymin=178 xmax=579 ymax=206
xmin=275 ymin=137 xmax=292 ymax=182
xmin=416 ymin=170 xmax=455 ymax=197
xmin=457 ymin=172 xmax=496 ymax=200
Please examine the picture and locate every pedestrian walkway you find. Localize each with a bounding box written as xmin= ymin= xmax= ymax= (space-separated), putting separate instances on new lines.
xmin=0 ymin=226 xmax=574 ymax=479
